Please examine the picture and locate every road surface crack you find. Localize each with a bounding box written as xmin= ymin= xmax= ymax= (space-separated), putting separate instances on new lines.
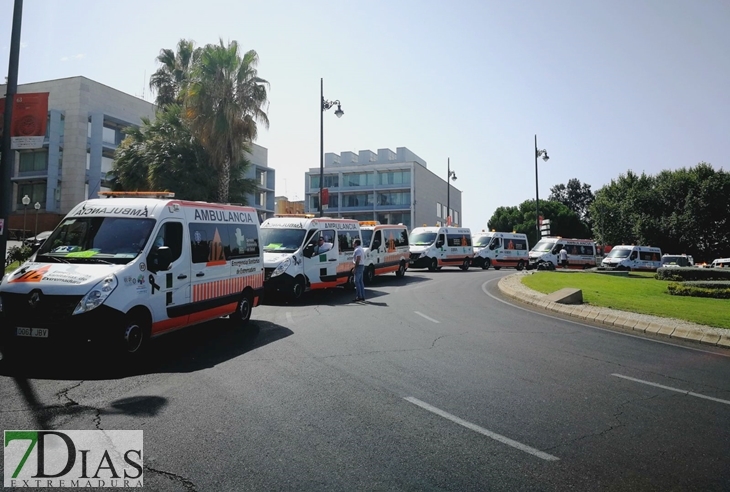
xmin=55 ymin=381 xmax=84 ymax=407
xmin=145 ymin=466 xmax=197 ymax=491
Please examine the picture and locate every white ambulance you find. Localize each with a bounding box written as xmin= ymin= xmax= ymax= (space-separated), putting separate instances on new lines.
xmin=409 ymin=226 xmax=473 ymax=271
xmin=358 ymin=221 xmax=410 ymax=283
xmin=528 ymin=237 xmax=598 ymax=270
xmin=472 ymin=231 xmax=530 ymax=270
xmin=260 ymin=215 xmax=361 ymax=300
xmin=0 ymin=192 xmax=264 ymax=358
xmin=601 ymin=245 xmax=662 ymax=271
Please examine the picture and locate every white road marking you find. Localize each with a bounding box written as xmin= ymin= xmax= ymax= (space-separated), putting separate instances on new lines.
xmin=286 ymin=312 xmax=293 ymax=323
xmin=611 ymin=374 xmax=730 ymax=405
xmin=414 ymin=311 xmax=440 ymax=323
xmin=404 ymin=397 xmax=560 ymax=461
xmin=481 ymin=278 xmax=730 ymax=358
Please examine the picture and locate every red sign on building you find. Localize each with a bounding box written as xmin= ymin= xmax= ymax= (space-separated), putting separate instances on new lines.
xmin=0 ymin=92 xmax=49 ymax=149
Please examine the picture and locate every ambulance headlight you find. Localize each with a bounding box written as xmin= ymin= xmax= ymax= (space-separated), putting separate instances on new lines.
xmin=271 ymin=257 xmax=291 ymax=278
xmin=73 ymin=275 xmax=118 ymax=315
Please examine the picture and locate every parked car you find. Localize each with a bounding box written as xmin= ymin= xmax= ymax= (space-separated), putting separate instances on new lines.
xmin=23 ymin=230 xmax=52 ymax=252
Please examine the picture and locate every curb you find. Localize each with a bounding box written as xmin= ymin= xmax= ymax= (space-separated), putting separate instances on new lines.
xmin=497 ymin=273 xmax=730 ymax=349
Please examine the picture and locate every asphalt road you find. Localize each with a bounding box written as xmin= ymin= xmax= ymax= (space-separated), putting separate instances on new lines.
xmin=2 ymin=267 xmax=730 ymax=491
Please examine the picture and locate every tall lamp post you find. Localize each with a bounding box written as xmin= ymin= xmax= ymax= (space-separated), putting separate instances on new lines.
xmin=320 ymin=78 xmax=344 ymax=217
xmin=446 ymin=158 xmax=457 ymax=225
xmin=21 ymin=194 xmax=30 ymax=241
xmin=34 ymin=201 xmax=40 ymax=237
xmin=534 ymin=135 xmax=549 ymax=239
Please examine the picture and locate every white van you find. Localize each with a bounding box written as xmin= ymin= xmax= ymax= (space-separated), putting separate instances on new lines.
xmin=529 ymin=237 xmax=598 ymax=270
xmin=472 ymin=231 xmax=530 ymax=270
xmin=710 ymin=258 xmax=730 ymax=268
xmin=359 ymin=222 xmax=410 ymax=283
xmin=601 ymin=245 xmax=662 ymax=271
xmin=409 ymin=226 xmax=473 ymax=271
xmin=0 ymin=192 xmax=264 ymax=357
xmin=661 ymin=254 xmax=693 ymax=268
xmin=260 ymin=215 xmax=361 ymax=300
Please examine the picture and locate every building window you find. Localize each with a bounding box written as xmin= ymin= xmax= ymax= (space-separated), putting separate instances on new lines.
xmin=101 ymin=155 xmax=114 ymax=174
xmin=310 ymin=174 xmax=339 ymax=189
xmin=343 ymin=172 xmax=375 ymax=187
xmin=378 ymin=170 xmax=411 ymax=186
xmin=343 ymin=193 xmax=374 ymax=207
xmin=19 ymin=151 xmax=48 ymax=172
xmin=436 ymin=203 xmax=442 ymax=218
xmin=377 ymin=192 xmax=410 ymax=206
xmin=454 ymin=211 xmax=459 ymax=225
xmin=102 ymin=126 xmax=117 ymax=145
xmin=310 ymin=195 xmax=320 ymax=211
xmin=257 ymin=170 xmax=267 ymax=186
xmin=17 ymin=182 xmax=46 ymax=206
xmin=257 ymin=192 xmax=266 ymax=207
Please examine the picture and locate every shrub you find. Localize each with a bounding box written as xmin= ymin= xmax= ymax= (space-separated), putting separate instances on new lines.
xmin=655 ymin=267 xmax=730 ymax=282
xmin=5 ymin=245 xmax=33 ymax=268
xmin=667 ymin=282 xmax=730 ymax=299
xmin=684 ymin=281 xmax=730 ymax=289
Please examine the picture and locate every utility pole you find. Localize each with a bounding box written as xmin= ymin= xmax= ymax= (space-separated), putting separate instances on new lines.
xmin=0 ymin=0 xmax=24 ymax=277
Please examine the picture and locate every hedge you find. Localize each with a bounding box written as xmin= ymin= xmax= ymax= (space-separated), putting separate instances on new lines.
xmin=655 ymin=267 xmax=730 ymax=282
xmin=4 ymin=245 xmax=32 ymax=268
xmin=667 ymin=282 xmax=730 ymax=299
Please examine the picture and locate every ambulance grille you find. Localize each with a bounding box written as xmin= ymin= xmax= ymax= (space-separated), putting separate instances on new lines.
xmin=1 ymin=293 xmax=82 ymax=327
xmin=410 ymin=253 xmax=421 ymax=260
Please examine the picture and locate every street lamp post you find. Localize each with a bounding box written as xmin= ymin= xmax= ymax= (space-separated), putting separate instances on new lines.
xmin=34 ymin=201 xmax=40 ymax=236
xmin=320 ymin=78 xmax=344 ymax=217
xmin=21 ymin=194 xmax=30 ymax=241
xmin=446 ymin=158 xmax=457 ymax=225
xmin=534 ymin=135 xmax=549 ymax=239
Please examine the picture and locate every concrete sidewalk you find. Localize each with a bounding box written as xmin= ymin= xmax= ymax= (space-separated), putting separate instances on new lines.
xmin=498 ymin=272 xmax=730 ymax=349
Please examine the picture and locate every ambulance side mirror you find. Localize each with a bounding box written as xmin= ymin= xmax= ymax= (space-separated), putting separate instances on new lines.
xmin=149 ymin=246 xmax=172 ymax=272
xmin=435 ymin=239 xmax=444 ymax=248
xmin=303 ymin=243 xmax=315 ymax=258
xmin=373 ymin=240 xmax=381 ymax=250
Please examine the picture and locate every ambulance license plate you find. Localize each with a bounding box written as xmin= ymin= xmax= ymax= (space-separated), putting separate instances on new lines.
xmin=17 ymin=327 xmax=49 ymax=338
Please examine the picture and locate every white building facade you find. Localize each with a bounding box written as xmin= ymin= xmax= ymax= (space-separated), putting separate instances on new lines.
xmin=304 ymin=147 xmax=462 ymax=230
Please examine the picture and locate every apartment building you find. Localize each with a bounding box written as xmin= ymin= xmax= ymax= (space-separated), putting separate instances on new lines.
xmin=304 ymin=147 xmax=462 ymax=229
xmin=1 ymin=76 xmax=273 ymax=233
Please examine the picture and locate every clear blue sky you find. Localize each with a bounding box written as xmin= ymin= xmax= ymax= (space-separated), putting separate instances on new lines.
xmin=2 ymin=0 xmax=728 ymax=232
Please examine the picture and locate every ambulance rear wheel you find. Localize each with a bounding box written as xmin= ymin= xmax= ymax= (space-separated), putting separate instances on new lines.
xmin=395 ymin=261 xmax=406 ymax=278
xmin=482 ymin=259 xmax=491 ymax=270
xmin=230 ymin=292 xmax=253 ymax=326
xmin=428 ymin=258 xmax=438 ymax=272
xmin=516 ymin=260 xmax=524 ymax=271
xmin=365 ymin=265 xmax=375 ymax=284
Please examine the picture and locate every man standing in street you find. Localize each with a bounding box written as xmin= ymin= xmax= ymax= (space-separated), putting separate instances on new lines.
xmin=559 ymin=246 xmax=569 ymax=269
xmin=353 ymin=238 xmax=366 ymax=302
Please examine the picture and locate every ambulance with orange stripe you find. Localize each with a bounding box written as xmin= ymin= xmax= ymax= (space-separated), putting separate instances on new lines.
xmin=358 ymin=221 xmax=410 ymax=283
xmin=0 ymin=192 xmax=264 ymax=358
xmin=472 ymin=231 xmax=530 ymax=270
xmin=408 ymin=226 xmax=474 ymax=271
xmin=260 ymin=215 xmax=362 ymax=300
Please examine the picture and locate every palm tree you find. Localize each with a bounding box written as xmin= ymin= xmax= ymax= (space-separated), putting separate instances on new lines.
xmin=149 ymin=39 xmax=199 ymax=108
xmin=184 ymin=39 xmax=270 ymax=203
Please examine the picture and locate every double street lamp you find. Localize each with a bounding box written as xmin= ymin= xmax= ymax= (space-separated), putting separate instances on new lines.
xmin=534 ymin=135 xmax=549 ymax=239
xmin=34 ymin=201 xmax=40 ymax=236
xmin=21 ymin=194 xmax=30 ymax=241
xmin=319 ymin=78 xmax=343 ymax=217
xmin=446 ymin=157 xmax=457 ymax=225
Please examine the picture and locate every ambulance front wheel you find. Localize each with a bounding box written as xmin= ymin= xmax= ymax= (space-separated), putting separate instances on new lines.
xmin=460 ymin=258 xmax=470 ymax=271
xmin=121 ymin=309 xmax=150 ymax=358
xmin=428 ymin=258 xmax=438 ymax=272
xmin=481 ymin=259 xmax=491 ymax=270
xmin=395 ymin=261 xmax=406 ymax=278
xmin=290 ymin=276 xmax=305 ymax=301
xmin=230 ymin=291 xmax=253 ymax=326
xmin=516 ymin=260 xmax=525 ymax=271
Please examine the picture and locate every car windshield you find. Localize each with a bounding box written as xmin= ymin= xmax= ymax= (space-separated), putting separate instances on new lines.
xmin=531 ymin=240 xmax=556 ymax=253
xmin=36 ymin=216 xmax=155 ymax=264
xmin=473 ymin=235 xmax=492 ymax=247
xmin=410 ymin=232 xmax=437 ymax=246
xmin=606 ymin=248 xmax=631 ymax=258
xmin=662 ymin=256 xmax=687 ymax=266
xmin=360 ymin=229 xmax=374 ymax=248
xmin=260 ymin=228 xmax=306 ymax=253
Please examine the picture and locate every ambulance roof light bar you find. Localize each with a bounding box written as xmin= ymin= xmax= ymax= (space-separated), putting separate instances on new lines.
xmin=358 ymin=221 xmax=380 ymax=226
xmin=274 ymin=213 xmax=316 ymax=218
xmin=98 ymin=191 xmax=175 ymax=199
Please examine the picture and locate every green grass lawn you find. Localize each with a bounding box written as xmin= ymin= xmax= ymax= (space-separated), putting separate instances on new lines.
xmin=521 ymin=271 xmax=730 ymax=329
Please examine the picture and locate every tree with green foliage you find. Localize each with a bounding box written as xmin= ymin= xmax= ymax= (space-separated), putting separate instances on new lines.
xmin=149 ymin=39 xmax=199 ymax=108
xmin=488 ymin=199 xmax=591 ymax=246
xmin=184 ymin=40 xmax=270 ymax=203
xmin=109 ymin=105 xmax=257 ymax=203
xmin=548 ymin=178 xmax=594 ymax=224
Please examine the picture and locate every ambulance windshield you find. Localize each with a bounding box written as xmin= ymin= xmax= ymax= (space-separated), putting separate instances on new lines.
xmin=410 ymin=232 xmax=437 ymax=246
xmin=260 ymin=228 xmax=307 ymax=253
xmin=473 ymin=235 xmax=492 ymax=247
xmin=531 ymin=240 xmax=556 ymax=253
xmin=360 ymin=229 xmax=373 ymax=248
xmin=606 ymin=248 xmax=631 ymax=259
xmin=36 ymin=217 xmax=156 ymax=264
